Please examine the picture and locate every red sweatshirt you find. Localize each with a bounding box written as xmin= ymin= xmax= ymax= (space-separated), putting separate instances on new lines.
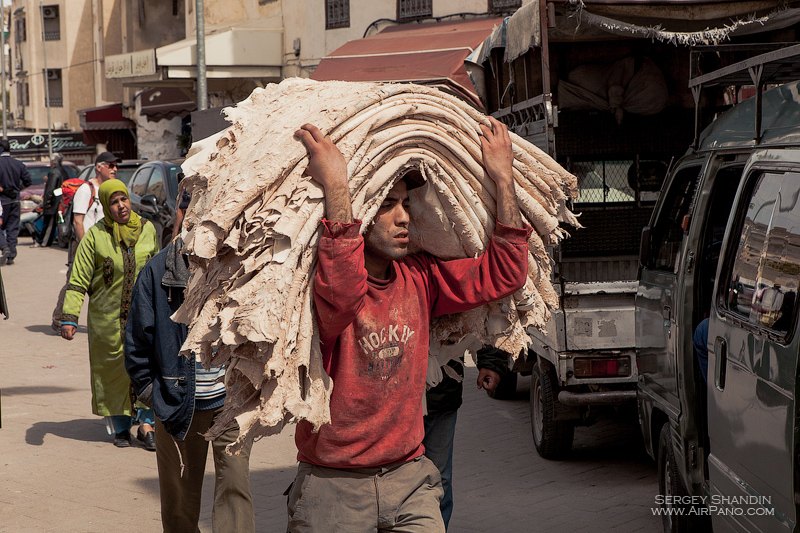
xmin=295 ymin=219 xmax=533 ymax=468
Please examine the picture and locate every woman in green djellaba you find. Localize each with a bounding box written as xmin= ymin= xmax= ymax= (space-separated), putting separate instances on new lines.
xmin=60 ymin=179 xmax=159 ymax=450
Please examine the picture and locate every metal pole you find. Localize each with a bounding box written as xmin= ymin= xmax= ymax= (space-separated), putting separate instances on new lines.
xmin=39 ymin=0 xmax=52 ymax=160
xmin=0 ymin=6 xmax=7 ymax=138
xmin=195 ymin=0 xmax=207 ymax=111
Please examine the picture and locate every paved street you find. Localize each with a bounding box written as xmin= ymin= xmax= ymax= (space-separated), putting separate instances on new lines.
xmin=0 ymin=242 xmax=661 ymax=532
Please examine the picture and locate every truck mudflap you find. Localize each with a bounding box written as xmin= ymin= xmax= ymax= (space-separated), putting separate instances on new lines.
xmin=557 ymin=389 xmax=637 ymax=406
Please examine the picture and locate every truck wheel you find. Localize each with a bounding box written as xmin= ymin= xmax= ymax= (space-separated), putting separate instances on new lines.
xmin=530 ymin=365 xmax=574 ymax=459
xmin=488 ymin=372 xmax=518 ymax=400
xmin=657 ymin=423 xmax=699 ymax=533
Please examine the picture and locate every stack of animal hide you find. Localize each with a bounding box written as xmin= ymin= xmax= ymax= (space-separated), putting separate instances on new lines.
xmin=174 ymin=78 xmax=578 ymax=450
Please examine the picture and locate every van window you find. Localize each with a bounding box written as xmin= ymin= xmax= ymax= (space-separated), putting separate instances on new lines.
xmin=722 ymin=171 xmax=800 ymax=336
xmin=647 ymin=165 xmax=702 ymax=271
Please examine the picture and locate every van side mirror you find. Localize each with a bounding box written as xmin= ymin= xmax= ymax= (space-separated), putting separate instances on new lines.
xmin=140 ymin=194 xmax=159 ymax=214
xmin=639 ymin=226 xmax=651 ymax=269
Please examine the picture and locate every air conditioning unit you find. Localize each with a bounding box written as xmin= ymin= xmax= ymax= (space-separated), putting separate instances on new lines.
xmin=46 ymin=70 xmax=60 ymax=80
xmin=42 ymin=6 xmax=58 ymax=19
xmin=52 ymin=121 xmax=68 ymax=130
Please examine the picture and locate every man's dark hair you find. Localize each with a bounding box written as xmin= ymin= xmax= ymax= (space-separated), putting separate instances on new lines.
xmin=0 ymin=139 xmax=10 ymax=153
xmin=402 ymin=169 xmax=425 ymax=190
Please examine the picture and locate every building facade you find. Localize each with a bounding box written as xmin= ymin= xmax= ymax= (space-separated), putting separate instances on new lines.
xmin=11 ymin=1 xmax=528 ymax=160
xmin=10 ymin=1 xmax=124 ymax=132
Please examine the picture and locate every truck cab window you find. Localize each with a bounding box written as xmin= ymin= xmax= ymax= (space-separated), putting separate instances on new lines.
xmin=722 ymin=171 xmax=800 ymax=337
xmin=648 ymin=165 xmax=701 ymax=271
xmin=571 ymin=160 xmax=635 ymax=204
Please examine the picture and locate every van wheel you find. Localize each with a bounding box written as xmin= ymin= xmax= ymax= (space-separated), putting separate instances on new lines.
xmin=488 ymin=372 xmax=518 ymax=400
xmin=657 ymin=423 xmax=698 ymax=532
xmin=530 ymin=365 xmax=574 ymax=459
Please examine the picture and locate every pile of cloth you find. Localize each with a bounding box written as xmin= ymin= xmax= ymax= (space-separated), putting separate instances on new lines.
xmin=174 ymin=78 xmax=578 ymax=449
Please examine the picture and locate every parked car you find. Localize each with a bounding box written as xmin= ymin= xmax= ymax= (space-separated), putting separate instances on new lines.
xmin=75 ymin=159 xmax=146 ymax=187
xmin=19 ymin=160 xmax=80 ymax=234
xmin=127 ymin=160 xmax=184 ymax=249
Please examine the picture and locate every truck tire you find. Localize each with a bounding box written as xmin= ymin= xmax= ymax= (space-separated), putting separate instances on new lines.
xmin=530 ymin=365 xmax=574 ymax=459
xmin=657 ymin=423 xmax=704 ymax=532
xmin=488 ymin=371 xmax=518 ymax=400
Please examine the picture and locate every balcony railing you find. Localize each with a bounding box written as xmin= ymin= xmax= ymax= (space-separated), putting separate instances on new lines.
xmin=45 ymin=97 xmax=63 ymax=107
xmin=44 ymin=31 xmax=60 ymax=41
xmin=490 ymin=0 xmax=521 ymax=11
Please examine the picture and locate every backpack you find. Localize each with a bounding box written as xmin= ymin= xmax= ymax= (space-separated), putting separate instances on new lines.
xmin=59 ymin=178 xmax=94 ymax=214
xmin=56 ymin=179 xmax=95 ymax=249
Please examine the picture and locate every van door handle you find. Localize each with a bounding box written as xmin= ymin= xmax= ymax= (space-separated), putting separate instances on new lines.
xmin=714 ymin=337 xmax=727 ymax=390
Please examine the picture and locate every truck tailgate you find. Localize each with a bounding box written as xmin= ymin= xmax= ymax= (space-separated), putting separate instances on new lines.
xmin=562 ymin=281 xmax=637 ymax=351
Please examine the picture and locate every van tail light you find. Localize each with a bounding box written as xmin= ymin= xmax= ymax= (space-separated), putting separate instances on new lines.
xmin=573 ymin=357 xmax=631 ymax=378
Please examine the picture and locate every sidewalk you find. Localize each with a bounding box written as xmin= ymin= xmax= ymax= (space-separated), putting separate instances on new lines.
xmin=0 ymin=243 xmax=660 ymax=532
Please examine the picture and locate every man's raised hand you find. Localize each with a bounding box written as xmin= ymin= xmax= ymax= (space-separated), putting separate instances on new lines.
xmin=295 ymin=124 xmax=348 ymax=190
xmin=479 ymin=116 xmax=523 ymax=227
xmin=480 ymin=116 xmax=514 ymax=186
xmin=295 ymin=123 xmax=353 ymax=223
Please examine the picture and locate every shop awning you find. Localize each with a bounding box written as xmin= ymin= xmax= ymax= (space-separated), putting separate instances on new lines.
xmin=311 ymin=18 xmax=501 ymax=108
xmin=156 ymin=21 xmax=282 ymax=80
xmin=78 ymin=103 xmax=135 ymax=131
xmin=140 ymin=87 xmax=196 ymax=121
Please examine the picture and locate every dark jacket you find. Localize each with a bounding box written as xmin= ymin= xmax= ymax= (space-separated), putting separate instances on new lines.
xmin=124 ymin=238 xmax=195 ymax=440
xmin=0 ymin=154 xmax=31 ymax=203
xmin=42 ymin=165 xmax=67 ymax=214
xmin=426 ymin=346 xmax=510 ymax=414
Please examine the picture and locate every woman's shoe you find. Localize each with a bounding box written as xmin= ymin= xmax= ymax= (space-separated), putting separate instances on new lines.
xmin=137 ymin=427 xmax=156 ymax=451
xmin=113 ymin=430 xmax=131 ymax=448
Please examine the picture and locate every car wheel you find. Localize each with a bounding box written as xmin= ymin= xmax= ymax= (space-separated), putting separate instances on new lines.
xmin=488 ymin=371 xmax=518 ymax=400
xmin=530 ymin=365 xmax=574 ymax=459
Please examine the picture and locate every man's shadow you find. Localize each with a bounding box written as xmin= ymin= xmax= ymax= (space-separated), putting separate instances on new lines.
xmin=26 ymin=418 xmax=108 ymax=445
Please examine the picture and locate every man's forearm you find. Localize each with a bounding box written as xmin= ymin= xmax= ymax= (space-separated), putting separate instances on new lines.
xmin=73 ymin=217 xmax=85 ymax=241
xmin=323 ymin=180 xmax=354 ymax=223
xmin=495 ymin=178 xmax=523 ymax=228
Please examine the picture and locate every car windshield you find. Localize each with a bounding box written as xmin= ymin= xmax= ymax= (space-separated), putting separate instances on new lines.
xmin=572 ymin=160 xmax=636 ymax=204
xmin=116 ymin=167 xmax=137 ymax=185
xmin=26 ymin=167 xmax=50 ymax=186
xmin=64 ymin=165 xmax=80 ymax=178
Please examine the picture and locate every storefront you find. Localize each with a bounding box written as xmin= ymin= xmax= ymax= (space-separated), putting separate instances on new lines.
xmin=8 ymin=132 xmax=95 ymax=164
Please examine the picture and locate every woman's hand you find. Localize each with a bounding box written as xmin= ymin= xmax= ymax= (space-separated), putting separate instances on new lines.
xmin=60 ymin=325 xmax=76 ymax=340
